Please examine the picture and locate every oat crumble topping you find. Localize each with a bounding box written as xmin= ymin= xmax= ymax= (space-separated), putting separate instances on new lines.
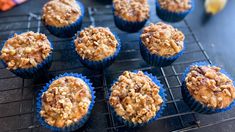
xmin=186 ymin=65 xmax=235 ymax=109
xmin=158 ymin=0 xmax=192 ymax=13
xmin=0 ymin=32 xmax=52 ymax=70
xmin=113 ymin=0 xmax=150 ymax=22
xmin=109 ymin=71 xmax=163 ymax=123
xmin=40 ymin=76 xmax=92 ymax=128
xmin=141 ymin=22 xmax=184 ymax=57
xmin=42 ymin=0 xmax=81 ymax=27
xmin=74 ymin=26 xmax=118 ymax=61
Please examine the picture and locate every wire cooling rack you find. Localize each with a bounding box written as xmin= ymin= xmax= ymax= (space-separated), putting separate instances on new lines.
xmin=0 ymin=2 xmax=235 ymax=132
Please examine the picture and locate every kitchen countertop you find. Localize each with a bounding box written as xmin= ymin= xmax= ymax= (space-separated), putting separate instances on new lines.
xmin=0 ymin=0 xmax=235 ymax=132
xmin=186 ymin=0 xmax=235 ymax=80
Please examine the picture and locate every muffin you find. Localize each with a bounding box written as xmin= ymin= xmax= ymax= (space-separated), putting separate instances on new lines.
xmin=156 ymin=0 xmax=194 ymax=22
xmin=181 ymin=62 xmax=235 ymax=114
xmin=113 ymin=0 xmax=150 ymax=33
xmin=0 ymin=31 xmax=53 ymax=78
xmin=42 ymin=0 xmax=84 ymax=38
xmin=108 ymin=71 xmax=166 ymax=127
xmin=140 ymin=22 xmax=185 ymax=67
xmin=73 ymin=26 xmax=121 ymax=70
xmin=36 ymin=73 xmax=95 ymax=131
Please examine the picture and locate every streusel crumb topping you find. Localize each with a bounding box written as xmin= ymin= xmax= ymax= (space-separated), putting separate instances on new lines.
xmin=40 ymin=76 xmax=92 ymax=128
xmin=158 ymin=0 xmax=192 ymax=12
xmin=109 ymin=71 xmax=163 ymax=124
xmin=113 ymin=0 xmax=150 ymax=22
xmin=42 ymin=0 xmax=81 ymax=27
xmin=0 ymin=32 xmax=52 ymax=70
xmin=186 ymin=65 xmax=235 ymax=109
xmin=74 ymin=26 xmax=118 ymax=61
xmin=141 ymin=22 xmax=184 ymax=57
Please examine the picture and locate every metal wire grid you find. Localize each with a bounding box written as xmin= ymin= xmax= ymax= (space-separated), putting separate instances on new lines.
xmin=0 ymin=3 xmax=234 ymax=132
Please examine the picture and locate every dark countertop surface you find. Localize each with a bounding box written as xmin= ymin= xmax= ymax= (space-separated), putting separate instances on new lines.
xmin=186 ymin=0 xmax=235 ymax=80
xmin=0 ymin=0 xmax=235 ymax=132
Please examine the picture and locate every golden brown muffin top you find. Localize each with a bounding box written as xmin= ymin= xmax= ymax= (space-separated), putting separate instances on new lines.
xmin=40 ymin=76 xmax=92 ymax=128
xmin=158 ymin=0 xmax=192 ymax=12
xmin=74 ymin=26 xmax=118 ymax=61
xmin=0 ymin=32 xmax=52 ymax=69
xmin=113 ymin=0 xmax=150 ymax=22
xmin=186 ymin=65 xmax=235 ymax=109
xmin=141 ymin=22 xmax=184 ymax=57
xmin=109 ymin=71 xmax=163 ymax=123
xmin=42 ymin=0 xmax=81 ymax=27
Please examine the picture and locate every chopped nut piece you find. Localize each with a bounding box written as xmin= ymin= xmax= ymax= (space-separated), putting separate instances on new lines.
xmin=109 ymin=71 xmax=163 ymax=123
xmin=218 ymin=97 xmax=223 ymax=102
xmin=113 ymin=0 xmax=150 ymax=22
xmin=42 ymin=0 xmax=81 ymax=27
xmin=7 ymin=60 xmax=15 ymax=69
xmin=29 ymin=59 xmax=37 ymax=67
xmin=40 ymin=76 xmax=92 ymax=128
xmin=201 ymin=96 xmax=208 ymax=101
xmin=24 ymin=47 xmax=32 ymax=53
xmin=223 ymin=89 xmax=232 ymax=97
xmin=158 ymin=0 xmax=192 ymax=13
xmin=74 ymin=26 xmax=118 ymax=61
xmin=1 ymin=48 xmax=9 ymax=53
xmin=0 ymin=32 xmax=52 ymax=69
xmin=9 ymin=50 xmax=16 ymax=55
xmin=185 ymin=65 xmax=235 ymax=109
xmin=205 ymin=71 xmax=216 ymax=79
xmin=210 ymin=96 xmax=217 ymax=108
xmin=141 ymin=22 xmax=184 ymax=57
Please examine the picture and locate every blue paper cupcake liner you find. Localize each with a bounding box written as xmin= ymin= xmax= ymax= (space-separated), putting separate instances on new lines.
xmin=112 ymin=6 xmax=148 ymax=33
xmin=181 ymin=61 xmax=235 ymax=114
xmin=36 ymin=73 xmax=96 ymax=131
xmin=71 ymin=30 xmax=121 ymax=70
xmin=107 ymin=71 xmax=167 ymax=127
xmin=0 ymin=33 xmax=53 ymax=79
xmin=155 ymin=0 xmax=194 ymax=22
xmin=42 ymin=1 xmax=85 ymax=38
xmin=140 ymin=39 xmax=185 ymax=67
